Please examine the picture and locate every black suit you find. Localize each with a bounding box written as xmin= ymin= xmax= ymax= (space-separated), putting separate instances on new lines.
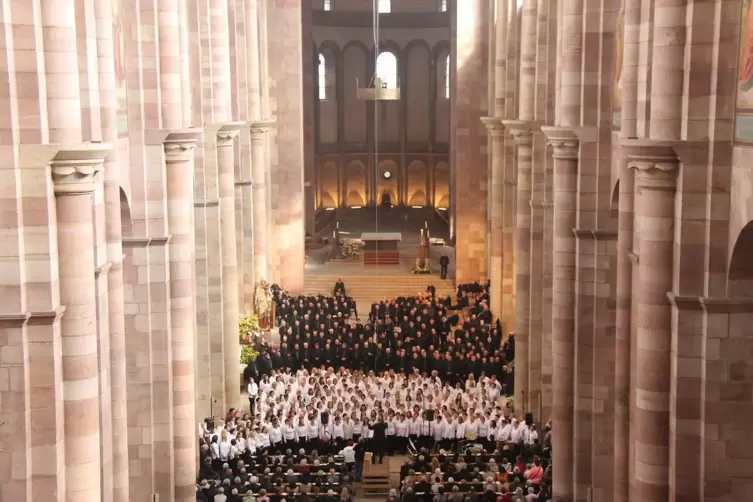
xmin=368 ymin=421 xmax=388 ymax=464
xmin=439 ymin=255 xmax=450 ymax=279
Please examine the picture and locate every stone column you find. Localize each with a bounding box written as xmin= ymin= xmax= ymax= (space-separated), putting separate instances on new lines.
xmin=453 ymin=0 xmax=490 ymax=284
xmin=625 ymin=141 xmax=678 ymax=502
xmin=614 ymin=0 xmax=640 ymax=499
xmin=503 ymin=120 xmax=535 ymax=415
xmin=648 ymin=1 xmax=686 ymax=140
xmin=267 ymin=0 xmax=305 ymax=293
xmin=41 ymin=0 xmax=82 ymax=144
xmin=157 ymin=0 xmax=183 ymax=129
xmin=179 ymin=0 xmax=192 ymax=125
xmin=250 ymin=121 xmax=274 ymax=283
xmin=246 ymin=0 xmax=262 ymax=121
xmin=164 ymin=131 xmax=201 ymax=502
xmin=482 ymin=117 xmax=505 ymax=321
xmin=501 ymin=0 xmax=520 ymax=335
xmin=209 ymin=0 xmax=232 ymax=121
xmin=91 ymin=0 xmax=130 ymax=497
xmin=542 ymin=126 xmax=579 ymax=502
xmin=52 ymin=144 xmax=111 ymax=502
xmin=217 ymin=124 xmax=243 ymax=408
xmin=494 ymin=0 xmax=509 ymax=118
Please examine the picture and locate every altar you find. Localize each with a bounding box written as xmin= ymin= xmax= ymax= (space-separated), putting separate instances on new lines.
xmin=360 ymin=232 xmax=401 ymax=266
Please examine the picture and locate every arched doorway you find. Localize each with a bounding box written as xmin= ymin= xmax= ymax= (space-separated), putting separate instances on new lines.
xmin=380 ymin=192 xmax=392 ymax=207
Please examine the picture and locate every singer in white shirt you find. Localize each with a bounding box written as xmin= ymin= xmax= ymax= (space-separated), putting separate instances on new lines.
xmin=247 ymin=379 xmax=258 ymax=415
xmin=269 ymin=424 xmax=283 ymax=446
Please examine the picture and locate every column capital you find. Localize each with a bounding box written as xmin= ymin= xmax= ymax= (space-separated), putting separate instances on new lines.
xmin=623 ymin=139 xmax=678 ymax=190
xmin=501 ymin=119 xmax=538 ymax=145
xmin=212 ymin=122 xmax=244 ymax=147
xmin=50 ymin=143 xmax=111 ymax=195
xmin=541 ymin=126 xmax=579 ymax=159
xmin=481 ymin=116 xmax=505 ymax=138
xmin=250 ymin=119 xmax=276 ymax=141
xmin=163 ymin=129 xmax=203 ymax=162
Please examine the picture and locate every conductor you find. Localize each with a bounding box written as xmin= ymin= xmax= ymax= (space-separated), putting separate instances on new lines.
xmin=368 ymin=414 xmax=389 ymax=465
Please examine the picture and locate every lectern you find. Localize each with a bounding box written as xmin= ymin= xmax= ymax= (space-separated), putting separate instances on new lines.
xmin=360 ymin=232 xmax=402 ymax=266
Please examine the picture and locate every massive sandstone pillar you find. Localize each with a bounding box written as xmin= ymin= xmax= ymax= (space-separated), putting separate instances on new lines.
xmin=613 ymin=0 xmax=640 ymax=500
xmin=542 ymin=127 xmax=578 ymax=502
xmin=453 ymin=0 xmax=490 ymax=284
xmin=483 ymin=117 xmax=505 ymax=322
xmin=92 ymin=0 xmax=130 ymax=498
xmin=251 ymin=121 xmax=275 ymax=285
xmin=500 ymin=0 xmax=520 ymax=336
xmin=504 ymin=0 xmax=537 ymax=416
xmin=503 ymin=121 xmax=534 ymax=415
xmin=217 ymin=125 xmax=243 ymax=408
xmin=258 ymin=0 xmax=277 ymax=284
xmin=239 ymin=0 xmax=262 ymax=307
xmin=53 ymin=144 xmax=111 ymax=502
xmin=164 ymin=131 xmax=202 ymax=502
xmin=487 ymin=0 xmax=508 ymax=322
xmin=625 ymin=142 xmax=678 ymax=502
xmin=267 ymin=0 xmax=306 ymax=293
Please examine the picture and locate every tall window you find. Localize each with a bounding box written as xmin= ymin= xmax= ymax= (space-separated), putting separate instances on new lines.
xmin=440 ymin=0 xmax=447 ymax=11
xmin=378 ymin=0 xmax=391 ymax=13
xmin=323 ymin=0 xmax=332 ymax=10
xmin=376 ymin=51 xmax=398 ymax=89
xmin=444 ymin=55 xmax=450 ymax=98
xmin=318 ymin=53 xmax=327 ymax=100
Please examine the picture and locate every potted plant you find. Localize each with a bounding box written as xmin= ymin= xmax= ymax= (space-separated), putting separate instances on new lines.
xmin=238 ymin=314 xmax=261 ymax=344
xmin=341 ymin=238 xmax=359 ymax=259
xmin=412 ymin=264 xmax=433 ymax=274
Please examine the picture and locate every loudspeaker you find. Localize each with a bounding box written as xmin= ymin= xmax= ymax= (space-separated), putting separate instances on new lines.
xmin=525 ymin=412 xmax=533 ymax=427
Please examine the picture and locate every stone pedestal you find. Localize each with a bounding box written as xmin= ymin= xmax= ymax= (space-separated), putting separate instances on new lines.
xmin=52 ymin=143 xmax=111 ymax=502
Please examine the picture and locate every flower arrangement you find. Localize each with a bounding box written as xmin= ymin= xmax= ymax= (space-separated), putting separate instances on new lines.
xmin=412 ymin=264 xmax=432 ymax=274
xmin=341 ymin=238 xmax=359 ymax=259
xmin=240 ymin=344 xmax=259 ymax=364
xmin=239 ymin=314 xmax=261 ymax=344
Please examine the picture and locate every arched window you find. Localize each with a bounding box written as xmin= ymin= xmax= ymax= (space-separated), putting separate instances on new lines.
xmin=318 ymin=53 xmax=327 ymax=100
xmin=440 ymin=0 xmax=447 ymax=11
xmin=378 ymin=0 xmax=391 ymax=13
xmin=323 ymin=0 xmax=332 ymax=10
xmin=444 ymin=55 xmax=450 ymax=98
xmin=376 ymin=51 xmax=398 ymax=89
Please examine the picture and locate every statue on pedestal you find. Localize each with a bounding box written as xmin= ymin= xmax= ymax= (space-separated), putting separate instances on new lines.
xmin=254 ymin=280 xmax=274 ymax=330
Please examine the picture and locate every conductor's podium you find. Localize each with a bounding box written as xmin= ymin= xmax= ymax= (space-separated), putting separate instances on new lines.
xmin=360 ymin=232 xmax=401 ymax=266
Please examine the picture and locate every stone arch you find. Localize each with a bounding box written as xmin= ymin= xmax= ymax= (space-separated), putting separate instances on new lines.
xmin=319 ymin=161 xmax=339 ymax=208
xmin=432 ymin=40 xmax=451 ymax=97
xmin=317 ymin=40 xmax=340 ymax=100
xmin=377 ymin=160 xmax=398 ymax=205
xmin=373 ymin=40 xmax=402 ymax=79
xmin=714 ymin=220 xmax=753 ymax=502
xmin=728 ymin=221 xmax=753 ymax=297
xmin=404 ymin=41 xmax=431 ymax=143
xmin=120 ymin=187 xmax=132 ymax=237
xmin=610 ymin=179 xmax=619 ymax=219
xmin=432 ymin=40 xmax=451 ymax=64
xmin=345 ymin=161 xmax=366 ymax=207
xmin=342 ymin=41 xmax=369 ymax=143
xmin=434 ymin=161 xmax=450 ymax=208
xmin=406 ymin=160 xmax=428 ymax=206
